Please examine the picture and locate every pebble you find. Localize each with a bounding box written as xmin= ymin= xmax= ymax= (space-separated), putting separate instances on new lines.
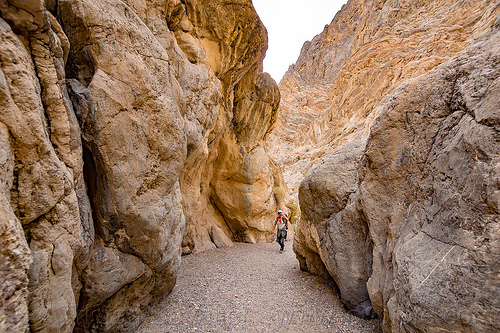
xmin=138 ymin=243 xmax=381 ymax=333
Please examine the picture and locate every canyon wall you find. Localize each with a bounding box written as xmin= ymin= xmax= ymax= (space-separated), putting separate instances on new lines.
xmin=287 ymin=0 xmax=500 ymax=332
xmin=268 ymin=0 xmax=500 ymax=198
xmin=0 ymin=0 xmax=281 ymax=332
xmin=359 ymin=27 xmax=500 ymax=331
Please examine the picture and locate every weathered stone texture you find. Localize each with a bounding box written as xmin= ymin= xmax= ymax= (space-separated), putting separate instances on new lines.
xmin=268 ymin=0 xmax=500 ymax=200
xmin=1 ymin=2 xmax=86 ymax=331
xmin=294 ymin=140 xmax=375 ymax=319
xmin=0 ymin=121 xmax=32 ymax=333
xmin=60 ymin=2 xmax=188 ymax=328
xmin=358 ymin=22 xmax=500 ymax=331
xmin=291 ymin=0 xmax=500 ymax=331
xmin=0 ymin=0 xmax=280 ymax=331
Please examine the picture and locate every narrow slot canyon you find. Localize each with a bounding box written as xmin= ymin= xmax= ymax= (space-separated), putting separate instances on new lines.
xmin=0 ymin=0 xmax=499 ymax=332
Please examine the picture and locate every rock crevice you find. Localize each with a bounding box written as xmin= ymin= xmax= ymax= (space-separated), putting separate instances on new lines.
xmin=0 ymin=0 xmax=282 ymax=331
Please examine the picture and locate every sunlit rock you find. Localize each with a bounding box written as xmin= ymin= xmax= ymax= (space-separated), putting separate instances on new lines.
xmin=0 ymin=0 xmax=282 ymax=331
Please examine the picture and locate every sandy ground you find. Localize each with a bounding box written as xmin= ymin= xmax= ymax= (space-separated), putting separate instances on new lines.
xmin=138 ymin=242 xmax=380 ymax=333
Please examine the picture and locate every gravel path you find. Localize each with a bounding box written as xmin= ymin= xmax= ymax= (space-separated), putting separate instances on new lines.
xmin=138 ymin=242 xmax=380 ymax=333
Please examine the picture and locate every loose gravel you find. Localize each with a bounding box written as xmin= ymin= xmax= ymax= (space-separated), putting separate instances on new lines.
xmin=138 ymin=242 xmax=380 ymax=333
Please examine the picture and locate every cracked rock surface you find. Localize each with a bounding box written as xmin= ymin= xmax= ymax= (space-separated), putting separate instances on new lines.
xmin=294 ymin=6 xmax=500 ymax=333
xmin=358 ymin=22 xmax=500 ymax=331
xmin=0 ymin=0 xmax=282 ymax=331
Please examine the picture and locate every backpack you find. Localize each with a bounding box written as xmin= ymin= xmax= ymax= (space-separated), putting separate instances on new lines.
xmin=276 ymin=216 xmax=288 ymax=230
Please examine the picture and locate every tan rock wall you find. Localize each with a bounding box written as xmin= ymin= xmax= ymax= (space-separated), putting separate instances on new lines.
xmin=1 ymin=2 xmax=87 ymax=331
xmin=0 ymin=121 xmax=32 ymax=333
xmin=291 ymin=1 xmax=500 ymax=332
xmin=358 ymin=23 xmax=500 ymax=331
xmin=269 ymin=0 xmax=500 ymax=199
xmin=0 ymin=0 xmax=281 ymax=331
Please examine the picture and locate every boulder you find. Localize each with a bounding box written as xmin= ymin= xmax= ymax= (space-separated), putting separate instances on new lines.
xmin=210 ymin=225 xmax=234 ymax=249
xmin=294 ymin=139 xmax=375 ymax=318
xmin=359 ymin=21 xmax=500 ymax=332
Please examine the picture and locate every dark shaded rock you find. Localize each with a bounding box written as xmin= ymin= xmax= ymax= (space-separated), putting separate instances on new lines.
xmin=294 ymin=140 xmax=375 ymax=318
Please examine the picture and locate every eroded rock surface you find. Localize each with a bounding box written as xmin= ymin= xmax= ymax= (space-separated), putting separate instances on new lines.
xmin=0 ymin=122 xmax=32 ymax=333
xmin=359 ymin=22 xmax=500 ymax=331
xmin=0 ymin=0 xmax=281 ymax=331
xmin=293 ymin=1 xmax=500 ymax=332
xmin=294 ymin=140 xmax=374 ymax=319
xmin=1 ymin=2 xmax=86 ymax=331
xmin=268 ymin=0 xmax=500 ymax=199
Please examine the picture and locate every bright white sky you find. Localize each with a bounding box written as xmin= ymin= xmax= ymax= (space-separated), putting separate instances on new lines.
xmin=252 ymin=0 xmax=348 ymax=82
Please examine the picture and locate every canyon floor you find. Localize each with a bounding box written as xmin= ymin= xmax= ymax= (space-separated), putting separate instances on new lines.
xmin=137 ymin=242 xmax=380 ymax=333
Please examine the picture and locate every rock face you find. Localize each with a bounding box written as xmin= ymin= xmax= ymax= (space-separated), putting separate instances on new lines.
xmin=268 ymin=0 xmax=500 ymax=199
xmin=1 ymin=3 xmax=87 ymax=331
xmin=0 ymin=122 xmax=32 ymax=333
xmin=294 ymin=140 xmax=375 ymax=319
xmin=359 ymin=23 xmax=500 ymax=331
xmin=0 ymin=0 xmax=280 ymax=332
xmin=291 ymin=0 xmax=500 ymax=331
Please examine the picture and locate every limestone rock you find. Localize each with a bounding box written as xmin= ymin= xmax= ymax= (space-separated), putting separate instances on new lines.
xmin=78 ymin=242 xmax=150 ymax=314
xmin=211 ymin=140 xmax=280 ymax=242
xmin=358 ymin=21 xmax=500 ymax=332
xmin=290 ymin=1 xmax=500 ymax=331
xmin=0 ymin=3 xmax=86 ymax=331
xmin=0 ymin=122 xmax=32 ymax=333
xmin=1 ymin=0 xmax=281 ymax=331
xmin=210 ymin=225 xmax=234 ymax=249
xmin=209 ymin=68 xmax=280 ymax=244
xmin=58 ymin=0 xmax=189 ymax=329
xmin=181 ymin=65 xmax=281 ymax=250
xmin=182 ymin=246 xmax=192 ymax=256
xmin=285 ymin=224 xmax=294 ymax=242
xmin=199 ymin=226 xmax=218 ymax=252
xmin=268 ymin=0 xmax=500 ymax=200
xmin=294 ymin=139 xmax=375 ymax=318
xmin=76 ymin=242 xmax=152 ymax=330
xmin=182 ymin=0 xmax=268 ymax=92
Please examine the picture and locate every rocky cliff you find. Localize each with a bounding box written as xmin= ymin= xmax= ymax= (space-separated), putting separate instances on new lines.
xmin=268 ymin=0 xmax=500 ymax=199
xmin=288 ymin=0 xmax=500 ymax=332
xmin=0 ymin=0 xmax=281 ymax=332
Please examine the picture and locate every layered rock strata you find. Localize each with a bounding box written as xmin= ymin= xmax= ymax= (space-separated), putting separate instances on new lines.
xmin=358 ymin=24 xmax=500 ymax=331
xmin=0 ymin=0 xmax=281 ymax=331
xmin=292 ymin=0 xmax=500 ymax=331
xmin=268 ymin=0 xmax=500 ymax=199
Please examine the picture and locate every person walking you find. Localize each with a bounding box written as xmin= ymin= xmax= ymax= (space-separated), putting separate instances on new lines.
xmin=272 ymin=210 xmax=289 ymax=253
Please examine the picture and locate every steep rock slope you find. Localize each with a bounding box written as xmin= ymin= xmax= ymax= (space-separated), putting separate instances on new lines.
xmin=0 ymin=0 xmax=281 ymax=332
xmin=290 ymin=0 xmax=500 ymax=332
xmin=268 ymin=0 xmax=500 ymax=198
xmin=359 ymin=24 xmax=500 ymax=331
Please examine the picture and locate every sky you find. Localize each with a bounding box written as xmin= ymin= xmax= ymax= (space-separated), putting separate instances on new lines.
xmin=252 ymin=0 xmax=348 ymax=83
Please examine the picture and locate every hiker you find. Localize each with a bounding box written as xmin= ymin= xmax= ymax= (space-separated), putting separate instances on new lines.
xmin=272 ymin=210 xmax=289 ymax=253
